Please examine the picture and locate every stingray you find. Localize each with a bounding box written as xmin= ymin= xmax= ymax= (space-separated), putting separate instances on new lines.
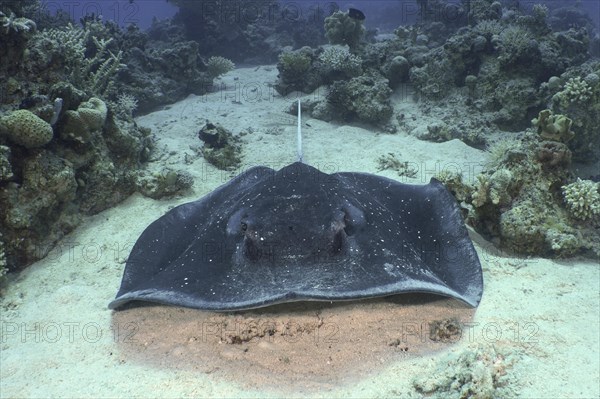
xmin=109 ymin=105 xmax=483 ymax=311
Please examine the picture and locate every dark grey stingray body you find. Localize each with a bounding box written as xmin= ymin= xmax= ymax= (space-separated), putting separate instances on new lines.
xmin=109 ymin=162 xmax=483 ymax=311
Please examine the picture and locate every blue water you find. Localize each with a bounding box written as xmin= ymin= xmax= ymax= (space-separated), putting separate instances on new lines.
xmin=39 ymin=0 xmax=599 ymax=32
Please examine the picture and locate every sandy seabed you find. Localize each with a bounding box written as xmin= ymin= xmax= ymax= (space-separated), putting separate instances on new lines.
xmin=1 ymin=67 xmax=598 ymax=398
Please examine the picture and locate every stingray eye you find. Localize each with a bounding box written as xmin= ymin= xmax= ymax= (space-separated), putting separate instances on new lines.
xmin=241 ymin=222 xmax=248 ymax=232
xmin=341 ymin=203 xmax=366 ymax=236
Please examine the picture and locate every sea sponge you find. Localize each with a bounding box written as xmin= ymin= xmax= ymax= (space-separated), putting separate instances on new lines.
xmin=0 ymin=109 xmax=54 ymax=148
xmin=532 ymin=109 xmax=575 ymax=143
xmin=562 ymin=178 xmax=600 ymax=220
xmin=60 ymin=97 xmax=108 ymax=143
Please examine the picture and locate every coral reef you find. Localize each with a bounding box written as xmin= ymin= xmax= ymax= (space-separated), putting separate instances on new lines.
xmin=275 ymin=47 xmax=319 ymax=95
xmin=0 ymin=109 xmax=53 ymax=148
xmin=40 ymin=23 xmax=123 ymax=98
xmin=556 ymin=77 xmax=593 ymax=106
xmin=531 ymin=109 xmax=574 ymax=143
xmin=205 ymin=56 xmax=235 ymax=79
xmin=136 ymin=168 xmax=194 ymax=200
xmin=198 ymin=122 xmax=242 ymax=171
xmin=545 ymin=60 xmax=600 ymax=160
xmin=324 ymin=10 xmax=365 ymax=50
xmin=413 ymin=345 xmax=516 ymax=398
xmin=323 ymin=73 xmax=393 ymax=127
xmin=0 ymin=231 xmax=6 ymax=280
xmin=436 ymin=125 xmax=599 ymax=257
xmin=0 ymin=11 xmax=36 ymax=35
xmin=389 ymin=0 xmax=594 ymax=133
xmin=316 ymin=45 xmax=363 ymax=81
xmin=562 ymin=179 xmax=600 ymax=221
xmin=0 ymin=145 xmax=11 ymax=181
xmin=60 ymin=97 xmax=108 ymax=143
xmin=376 ymin=153 xmax=417 ymax=178
xmin=111 ymin=93 xmax=139 ymax=121
xmin=169 ymin=0 xmax=326 ymax=63
xmin=0 ymin=103 xmax=154 ymax=269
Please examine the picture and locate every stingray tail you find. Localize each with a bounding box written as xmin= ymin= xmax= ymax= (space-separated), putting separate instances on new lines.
xmin=297 ymin=99 xmax=303 ymax=163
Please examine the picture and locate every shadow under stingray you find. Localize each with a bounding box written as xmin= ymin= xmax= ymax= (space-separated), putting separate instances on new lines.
xmin=111 ymin=293 xmax=476 ymax=392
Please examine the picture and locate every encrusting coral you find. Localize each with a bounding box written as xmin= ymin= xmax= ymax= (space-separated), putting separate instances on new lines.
xmin=0 ymin=109 xmax=53 ymax=148
xmin=562 ymin=178 xmax=600 ymax=220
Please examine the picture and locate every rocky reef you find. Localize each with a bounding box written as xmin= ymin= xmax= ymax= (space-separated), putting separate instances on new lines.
xmin=271 ymin=1 xmax=599 ymax=257
xmin=436 ymin=114 xmax=599 ymax=257
xmin=414 ymin=345 xmax=518 ymax=398
xmin=274 ymin=1 xmax=598 ymax=151
xmin=168 ymin=0 xmax=327 ymax=63
xmin=0 ymin=2 xmax=211 ymax=272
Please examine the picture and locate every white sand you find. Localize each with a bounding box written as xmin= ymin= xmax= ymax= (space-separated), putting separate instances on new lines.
xmin=1 ymin=67 xmax=598 ymax=398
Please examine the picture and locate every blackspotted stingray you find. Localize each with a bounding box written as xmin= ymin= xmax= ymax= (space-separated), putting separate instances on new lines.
xmin=109 ymin=103 xmax=483 ymax=311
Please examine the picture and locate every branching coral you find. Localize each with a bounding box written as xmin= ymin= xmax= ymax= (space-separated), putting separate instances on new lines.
xmin=562 ymin=178 xmax=600 ymax=220
xmin=0 ymin=11 xmax=36 ymax=35
xmin=555 ymin=77 xmax=593 ymax=106
xmin=206 ymin=56 xmax=235 ymax=79
xmin=498 ymin=25 xmax=535 ymax=64
xmin=111 ymin=93 xmax=139 ymax=120
xmin=473 ymin=19 xmax=504 ymax=38
xmin=317 ymin=45 xmax=363 ymax=78
xmin=44 ymin=24 xmax=122 ymax=98
xmin=471 ymin=168 xmax=513 ymax=207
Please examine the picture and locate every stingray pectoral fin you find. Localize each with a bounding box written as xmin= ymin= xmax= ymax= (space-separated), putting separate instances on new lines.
xmin=110 ymin=166 xmax=275 ymax=306
xmin=334 ymin=172 xmax=484 ymax=307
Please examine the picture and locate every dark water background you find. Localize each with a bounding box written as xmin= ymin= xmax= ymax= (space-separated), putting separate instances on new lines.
xmin=39 ymin=0 xmax=599 ymax=32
